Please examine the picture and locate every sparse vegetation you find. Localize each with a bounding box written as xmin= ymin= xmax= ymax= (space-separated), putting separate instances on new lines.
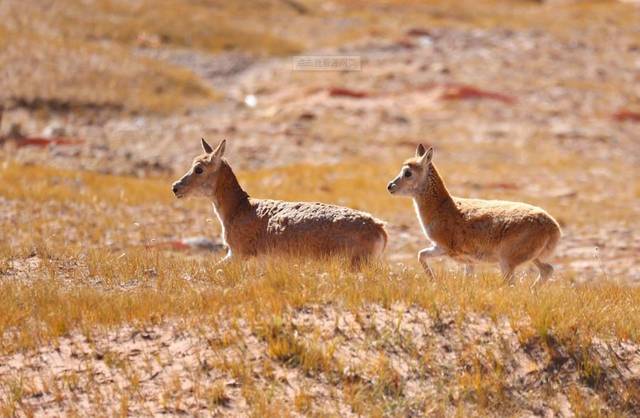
xmin=1 ymin=0 xmax=640 ymax=415
xmin=2 ymin=0 xmax=638 ymax=115
xmin=0 ymin=157 xmax=639 ymax=343
xmin=206 ymin=381 xmax=231 ymax=408
xmin=1 ymin=113 xmax=639 ymax=413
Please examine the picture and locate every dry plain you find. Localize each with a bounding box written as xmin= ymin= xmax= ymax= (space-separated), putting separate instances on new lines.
xmin=1 ymin=0 xmax=640 ymax=416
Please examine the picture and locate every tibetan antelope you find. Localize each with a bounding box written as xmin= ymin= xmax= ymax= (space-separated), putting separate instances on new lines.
xmin=387 ymin=144 xmax=561 ymax=285
xmin=172 ymin=139 xmax=387 ymax=266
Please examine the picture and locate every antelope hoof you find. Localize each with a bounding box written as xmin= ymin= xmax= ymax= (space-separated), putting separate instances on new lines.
xmin=216 ymin=251 xmax=233 ymax=267
xmin=419 ymin=257 xmax=435 ymax=279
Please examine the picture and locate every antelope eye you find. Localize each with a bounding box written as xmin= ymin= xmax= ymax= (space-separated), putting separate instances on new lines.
xmin=404 ymin=170 xmax=412 ymax=178
xmin=194 ymin=166 xmax=203 ymax=174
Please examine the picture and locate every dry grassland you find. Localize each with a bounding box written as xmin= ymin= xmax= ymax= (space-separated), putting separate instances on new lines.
xmin=2 ymin=0 xmax=640 ymax=415
xmin=2 ymin=0 xmax=638 ymax=114
xmin=1 ymin=160 xmax=639 ymax=415
xmin=1 ymin=162 xmax=639 ymax=413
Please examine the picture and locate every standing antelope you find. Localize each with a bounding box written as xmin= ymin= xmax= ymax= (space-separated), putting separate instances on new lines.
xmin=387 ymin=145 xmax=561 ymax=285
xmin=172 ymin=139 xmax=387 ymax=266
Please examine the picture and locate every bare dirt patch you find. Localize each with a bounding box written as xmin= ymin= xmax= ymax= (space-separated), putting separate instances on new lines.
xmin=1 ymin=304 xmax=639 ymax=416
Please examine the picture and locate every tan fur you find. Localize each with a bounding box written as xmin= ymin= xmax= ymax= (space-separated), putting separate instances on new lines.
xmin=173 ymin=139 xmax=387 ymax=265
xmin=388 ymin=145 xmax=561 ymax=285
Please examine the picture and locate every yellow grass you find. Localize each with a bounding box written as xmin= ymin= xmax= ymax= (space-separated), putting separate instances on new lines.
xmin=1 ymin=251 xmax=639 ymax=350
xmin=0 ymin=157 xmax=638 ymax=354
xmin=2 ymin=253 xmax=640 ymax=417
xmin=1 ymin=1 xmax=303 ymax=56
xmin=0 ymin=31 xmax=216 ymax=115
xmin=0 ymin=157 xmax=639 ymax=414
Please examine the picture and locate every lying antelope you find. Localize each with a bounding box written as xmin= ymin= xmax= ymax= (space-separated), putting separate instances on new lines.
xmin=172 ymin=139 xmax=387 ymax=266
xmin=388 ymin=145 xmax=561 ymax=285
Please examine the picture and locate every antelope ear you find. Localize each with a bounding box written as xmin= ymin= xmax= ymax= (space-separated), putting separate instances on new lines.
xmin=420 ymin=147 xmax=434 ymax=166
xmin=415 ymin=144 xmax=426 ymax=157
xmin=201 ymin=138 xmax=213 ymax=154
xmin=211 ymin=139 xmax=226 ymax=159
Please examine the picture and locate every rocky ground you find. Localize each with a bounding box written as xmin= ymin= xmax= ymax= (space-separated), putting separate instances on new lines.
xmin=2 ymin=304 xmax=640 ymax=416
